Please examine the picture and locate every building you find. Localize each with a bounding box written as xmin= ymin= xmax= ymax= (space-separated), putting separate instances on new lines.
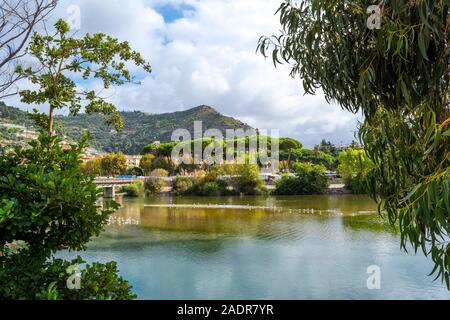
xmin=126 ymin=155 xmax=142 ymax=168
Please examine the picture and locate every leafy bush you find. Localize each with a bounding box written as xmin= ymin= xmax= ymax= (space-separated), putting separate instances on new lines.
xmin=199 ymin=182 xmax=223 ymax=196
xmin=119 ymin=181 xmax=144 ymax=197
xmin=345 ymin=177 xmax=369 ymax=195
xmin=172 ymin=176 xmax=228 ymax=196
xmin=274 ymin=176 xmax=304 ymax=195
xmin=275 ymin=162 xmax=329 ymax=195
xmin=144 ymin=177 xmax=165 ymax=195
xmin=0 ymin=133 xmax=135 ymax=299
xmin=228 ymin=164 xmax=267 ymax=195
xmin=172 ymin=176 xmax=195 ymax=196
xmin=30 ymin=257 xmax=135 ymax=300
xmin=172 ymin=164 xmax=266 ymax=196
xmin=125 ymin=166 xmax=144 ymax=176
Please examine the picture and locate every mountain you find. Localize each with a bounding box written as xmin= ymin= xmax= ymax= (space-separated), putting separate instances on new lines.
xmin=0 ymin=102 xmax=34 ymax=126
xmin=0 ymin=103 xmax=253 ymax=154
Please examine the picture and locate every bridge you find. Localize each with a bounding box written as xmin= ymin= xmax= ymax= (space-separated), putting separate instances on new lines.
xmin=94 ymin=177 xmax=145 ymax=198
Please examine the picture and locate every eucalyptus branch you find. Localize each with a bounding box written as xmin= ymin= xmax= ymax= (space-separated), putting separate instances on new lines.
xmin=260 ymin=0 xmax=450 ymax=289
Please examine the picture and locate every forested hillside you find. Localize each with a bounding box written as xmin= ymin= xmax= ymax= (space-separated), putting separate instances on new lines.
xmin=0 ymin=103 xmax=252 ymax=154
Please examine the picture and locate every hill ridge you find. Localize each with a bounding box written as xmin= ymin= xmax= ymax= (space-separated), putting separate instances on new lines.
xmin=0 ymin=102 xmax=253 ymax=154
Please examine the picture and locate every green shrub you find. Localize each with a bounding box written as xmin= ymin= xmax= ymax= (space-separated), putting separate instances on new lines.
xmin=119 ymin=181 xmax=143 ymax=197
xmin=172 ymin=176 xmax=195 ymax=195
xmin=33 ymin=257 xmax=135 ymax=300
xmin=275 ymin=175 xmax=301 ymax=195
xmin=230 ymin=164 xmax=266 ymax=195
xmin=216 ymin=163 xmax=266 ymax=195
xmin=172 ymin=164 xmax=267 ymax=196
xmin=144 ymin=177 xmax=165 ymax=195
xmin=172 ymin=175 xmax=229 ymax=196
xmin=125 ymin=167 xmax=144 ymax=176
xmin=199 ymin=182 xmax=223 ymax=196
xmin=275 ymin=162 xmax=329 ymax=195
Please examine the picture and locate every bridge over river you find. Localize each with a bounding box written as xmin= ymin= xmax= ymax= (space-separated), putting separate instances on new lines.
xmin=94 ymin=177 xmax=174 ymax=197
xmin=94 ymin=177 xmax=145 ymax=198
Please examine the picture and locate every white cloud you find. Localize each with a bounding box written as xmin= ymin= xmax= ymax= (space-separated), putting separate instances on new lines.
xmin=5 ymin=0 xmax=361 ymax=147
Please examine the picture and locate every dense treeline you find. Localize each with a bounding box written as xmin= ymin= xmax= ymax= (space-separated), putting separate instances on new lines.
xmin=99 ymin=137 xmax=369 ymax=197
xmin=78 ymin=130 xmax=372 ymax=197
xmin=141 ymin=136 xmax=345 ymax=174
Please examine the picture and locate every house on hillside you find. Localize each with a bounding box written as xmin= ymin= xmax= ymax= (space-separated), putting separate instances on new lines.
xmin=126 ymin=155 xmax=142 ymax=168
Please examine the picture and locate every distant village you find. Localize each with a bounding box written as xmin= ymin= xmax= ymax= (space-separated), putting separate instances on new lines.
xmin=0 ymin=120 xmax=145 ymax=170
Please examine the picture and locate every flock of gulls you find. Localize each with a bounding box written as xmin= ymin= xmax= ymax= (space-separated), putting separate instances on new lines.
xmin=107 ymin=215 xmax=139 ymax=226
xmin=106 ymin=204 xmax=352 ymax=226
xmin=144 ymin=204 xmax=343 ymax=215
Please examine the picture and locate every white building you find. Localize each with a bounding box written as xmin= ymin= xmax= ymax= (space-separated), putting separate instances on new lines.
xmin=126 ymin=155 xmax=142 ymax=168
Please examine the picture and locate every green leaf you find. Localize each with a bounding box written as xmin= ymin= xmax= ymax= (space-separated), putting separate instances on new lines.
xmin=418 ymin=28 xmax=429 ymax=61
xmin=402 ymin=183 xmax=423 ymax=203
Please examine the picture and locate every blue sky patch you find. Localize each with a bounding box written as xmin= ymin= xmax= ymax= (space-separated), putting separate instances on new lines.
xmin=156 ymin=3 xmax=195 ymax=23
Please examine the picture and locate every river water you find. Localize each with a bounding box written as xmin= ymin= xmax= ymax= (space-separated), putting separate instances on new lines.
xmin=59 ymin=195 xmax=450 ymax=299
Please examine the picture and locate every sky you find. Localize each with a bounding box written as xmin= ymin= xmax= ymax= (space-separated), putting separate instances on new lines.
xmin=5 ymin=0 xmax=362 ymax=148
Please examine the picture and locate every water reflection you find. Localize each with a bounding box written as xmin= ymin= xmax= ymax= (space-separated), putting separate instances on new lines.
xmin=57 ymin=195 xmax=450 ymax=299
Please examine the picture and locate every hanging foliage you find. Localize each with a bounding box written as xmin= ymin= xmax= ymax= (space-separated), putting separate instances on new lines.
xmin=258 ymin=0 xmax=450 ymax=287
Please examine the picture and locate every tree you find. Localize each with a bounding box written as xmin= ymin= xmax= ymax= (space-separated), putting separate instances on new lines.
xmin=17 ymin=19 xmax=152 ymax=133
xmin=315 ymin=140 xmax=338 ymax=157
xmin=100 ymin=153 xmax=127 ymax=177
xmin=142 ymin=141 xmax=178 ymax=174
xmin=292 ymin=148 xmax=335 ymax=170
xmin=81 ymin=157 xmax=102 ymax=176
xmin=120 ymin=181 xmax=143 ymax=197
xmin=151 ymin=156 xmax=175 ymax=174
xmin=337 ymin=148 xmax=374 ymax=194
xmin=139 ymin=154 xmax=155 ymax=175
xmin=141 ymin=141 xmax=161 ymax=155
xmin=258 ymin=0 xmax=449 ymax=287
xmin=217 ymin=162 xmax=267 ymax=195
xmin=0 ymin=133 xmax=135 ymax=299
xmin=172 ymin=176 xmax=196 ymax=195
xmin=279 ymin=137 xmax=303 ymax=170
xmin=0 ymin=0 xmax=58 ymax=98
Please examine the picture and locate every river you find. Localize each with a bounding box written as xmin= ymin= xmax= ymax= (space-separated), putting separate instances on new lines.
xmin=58 ymin=195 xmax=450 ymax=299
